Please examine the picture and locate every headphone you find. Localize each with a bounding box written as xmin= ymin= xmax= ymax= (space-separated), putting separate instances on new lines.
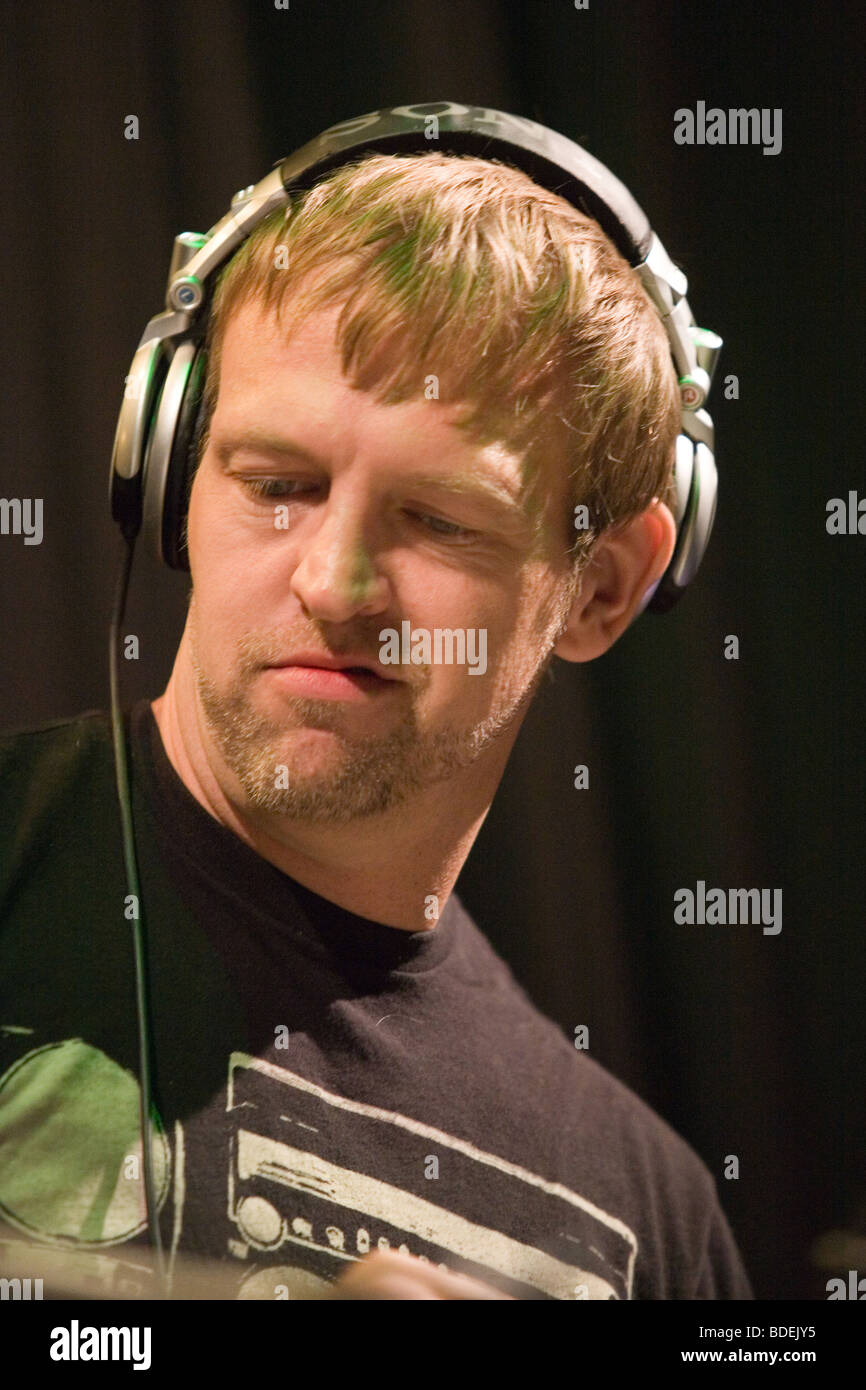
xmin=110 ymin=100 xmax=722 ymax=613
xmin=105 ymin=103 xmax=723 ymax=1285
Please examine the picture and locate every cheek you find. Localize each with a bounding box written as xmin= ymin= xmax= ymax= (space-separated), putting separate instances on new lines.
xmin=188 ymin=484 xmax=258 ymax=604
xmin=412 ymin=565 xmax=533 ymax=656
xmin=483 ymin=576 xmax=564 ymax=679
xmin=186 ymin=477 xmax=215 ymax=586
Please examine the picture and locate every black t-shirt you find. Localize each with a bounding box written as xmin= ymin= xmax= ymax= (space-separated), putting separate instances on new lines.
xmin=0 ymin=701 xmax=753 ymax=1300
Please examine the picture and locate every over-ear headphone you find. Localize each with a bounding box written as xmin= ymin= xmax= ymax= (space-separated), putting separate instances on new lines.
xmin=109 ymin=101 xmax=722 ymax=614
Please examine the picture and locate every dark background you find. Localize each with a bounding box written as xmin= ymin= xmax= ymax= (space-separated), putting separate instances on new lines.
xmin=1 ymin=0 xmax=863 ymax=1300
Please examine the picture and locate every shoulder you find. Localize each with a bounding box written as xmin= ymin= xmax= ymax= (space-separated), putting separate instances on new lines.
xmin=446 ymin=895 xmax=752 ymax=1298
xmin=544 ymin=1033 xmax=751 ymax=1298
xmin=0 ymin=708 xmax=115 ymax=866
xmin=547 ymin=1037 xmax=753 ymax=1297
xmin=0 ymin=707 xmax=113 ymax=771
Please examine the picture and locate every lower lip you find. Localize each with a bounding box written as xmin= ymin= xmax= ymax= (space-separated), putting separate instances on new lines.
xmin=263 ymin=664 xmax=398 ymax=700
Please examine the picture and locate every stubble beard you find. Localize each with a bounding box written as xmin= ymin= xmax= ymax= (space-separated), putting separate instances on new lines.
xmin=187 ymin=600 xmax=553 ymax=825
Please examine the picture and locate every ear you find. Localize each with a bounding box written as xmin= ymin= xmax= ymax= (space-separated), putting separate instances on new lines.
xmin=553 ymin=500 xmax=677 ymax=663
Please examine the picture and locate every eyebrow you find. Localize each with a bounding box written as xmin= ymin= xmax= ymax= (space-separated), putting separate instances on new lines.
xmin=214 ymin=430 xmax=527 ymax=514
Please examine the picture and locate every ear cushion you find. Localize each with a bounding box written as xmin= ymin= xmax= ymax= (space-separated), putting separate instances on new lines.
xmin=162 ymin=345 xmax=209 ymax=569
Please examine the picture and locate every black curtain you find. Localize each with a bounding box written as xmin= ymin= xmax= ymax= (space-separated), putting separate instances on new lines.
xmin=1 ymin=0 xmax=862 ymax=1300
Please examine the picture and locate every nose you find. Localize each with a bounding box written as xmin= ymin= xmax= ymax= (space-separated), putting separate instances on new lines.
xmin=289 ymin=495 xmax=391 ymax=623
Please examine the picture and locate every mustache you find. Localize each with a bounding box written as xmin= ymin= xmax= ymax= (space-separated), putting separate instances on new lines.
xmin=187 ymin=599 xmax=427 ymax=684
xmin=236 ymin=635 xmax=379 ymax=670
xmin=233 ymin=628 xmax=430 ymax=685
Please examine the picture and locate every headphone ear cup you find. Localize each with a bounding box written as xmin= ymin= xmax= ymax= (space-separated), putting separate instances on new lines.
xmin=110 ymin=340 xmax=170 ymax=541
xmin=162 ymin=345 xmax=209 ymax=570
xmin=645 ymin=436 xmax=717 ymax=614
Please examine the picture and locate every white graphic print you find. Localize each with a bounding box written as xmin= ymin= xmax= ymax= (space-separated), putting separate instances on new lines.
xmin=226 ymin=1053 xmax=637 ymax=1299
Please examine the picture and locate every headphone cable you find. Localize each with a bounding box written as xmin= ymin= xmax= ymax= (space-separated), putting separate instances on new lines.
xmin=109 ymin=531 xmax=168 ymax=1292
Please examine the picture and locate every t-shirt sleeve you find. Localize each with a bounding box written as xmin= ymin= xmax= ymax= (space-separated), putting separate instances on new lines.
xmin=690 ymin=1190 xmax=754 ymax=1299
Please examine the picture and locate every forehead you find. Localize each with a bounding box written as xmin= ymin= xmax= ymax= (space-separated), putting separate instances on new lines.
xmin=217 ymin=296 xmax=350 ymax=389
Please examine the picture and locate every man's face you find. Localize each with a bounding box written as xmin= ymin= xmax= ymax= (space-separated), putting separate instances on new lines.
xmin=184 ymin=297 xmax=579 ymax=823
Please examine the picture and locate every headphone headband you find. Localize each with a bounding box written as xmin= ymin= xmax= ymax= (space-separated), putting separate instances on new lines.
xmin=110 ymin=101 xmax=721 ymax=611
xmin=274 ymin=104 xmax=653 ymax=261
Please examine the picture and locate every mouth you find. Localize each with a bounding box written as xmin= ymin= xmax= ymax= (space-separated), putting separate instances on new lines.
xmin=262 ymin=661 xmax=399 ymax=702
xmin=267 ymin=652 xmax=400 ymax=680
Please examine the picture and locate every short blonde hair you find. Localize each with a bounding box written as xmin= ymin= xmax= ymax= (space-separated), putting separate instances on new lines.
xmin=199 ymin=151 xmax=680 ymax=567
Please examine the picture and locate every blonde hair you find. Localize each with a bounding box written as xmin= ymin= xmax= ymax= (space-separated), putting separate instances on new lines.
xmin=198 ymin=151 xmax=680 ymax=568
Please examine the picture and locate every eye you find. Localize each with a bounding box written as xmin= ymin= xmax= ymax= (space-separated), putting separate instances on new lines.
xmin=236 ymin=477 xmax=478 ymax=540
xmin=408 ymin=511 xmax=478 ymax=541
xmin=239 ymin=478 xmax=316 ymax=500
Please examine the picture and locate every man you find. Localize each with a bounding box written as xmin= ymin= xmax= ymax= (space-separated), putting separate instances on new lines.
xmin=0 ymin=151 xmax=752 ymax=1300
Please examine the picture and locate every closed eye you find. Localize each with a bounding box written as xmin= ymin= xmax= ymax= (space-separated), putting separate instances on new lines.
xmin=406 ymin=511 xmax=478 ymax=541
xmin=240 ymin=478 xmax=310 ymax=500
xmin=237 ymin=478 xmax=479 ymax=541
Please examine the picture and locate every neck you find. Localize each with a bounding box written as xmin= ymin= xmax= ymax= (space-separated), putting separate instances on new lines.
xmin=150 ymin=666 xmax=508 ymax=932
